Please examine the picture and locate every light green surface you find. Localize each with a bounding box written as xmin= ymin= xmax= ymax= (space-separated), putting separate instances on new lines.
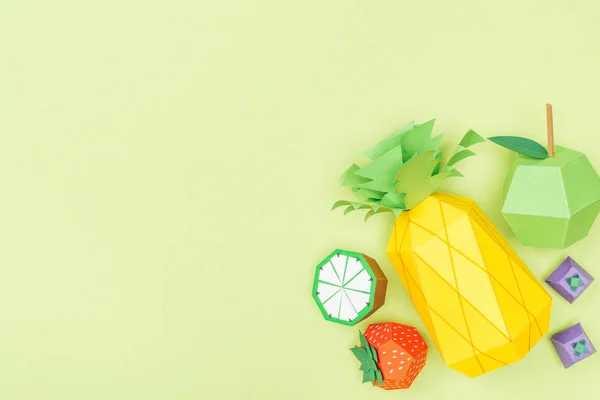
xmin=3 ymin=1 xmax=600 ymax=399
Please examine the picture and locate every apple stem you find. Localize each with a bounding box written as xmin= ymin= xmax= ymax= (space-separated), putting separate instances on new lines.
xmin=546 ymin=103 xmax=555 ymax=157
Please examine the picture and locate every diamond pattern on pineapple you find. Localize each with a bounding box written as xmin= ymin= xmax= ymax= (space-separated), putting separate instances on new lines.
xmin=386 ymin=193 xmax=552 ymax=378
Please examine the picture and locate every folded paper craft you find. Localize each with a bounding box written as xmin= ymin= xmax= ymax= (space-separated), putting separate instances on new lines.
xmin=312 ymin=249 xmax=387 ymax=326
xmin=350 ymin=323 xmax=427 ymax=390
xmin=491 ymin=106 xmax=600 ymax=249
xmin=551 ymin=323 xmax=596 ymax=368
xmin=502 ymin=146 xmax=600 ymax=249
xmin=545 ymin=257 xmax=594 ymax=303
xmin=335 ymin=120 xmax=552 ymax=377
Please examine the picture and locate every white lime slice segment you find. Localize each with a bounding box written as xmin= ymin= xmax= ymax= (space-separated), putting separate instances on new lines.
xmin=330 ymin=253 xmax=348 ymax=282
xmin=344 ymin=269 xmax=372 ymax=293
xmin=322 ymin=290 xmax=342 ymax=317
xmin=343 ymin=257 xmax=364 ymax=284
xmin=338 ymin=292 xmax=358 ymax=321
xmin=319 ymin=262 xmax=341 ymax=286
xmin=344 ymin=289 xmax=371 ymax=313
xmin=316 ymin=282 xmax=341 ymax=303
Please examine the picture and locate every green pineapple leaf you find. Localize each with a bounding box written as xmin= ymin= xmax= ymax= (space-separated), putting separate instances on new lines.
xmin=400 ymin=119 xmax=443 ymax=161
xmin=445 ymin=130 xmax=485 ymax=176
xmin=340 ymin=164 xmax=370 ymax=188
xmin=335 ymin=120 xmax=482 ymax=220
xmin=355 ymin=146 xmax=405 ymax=193
xmin=363 ymin=121 xmax=415 ymax=160
xmin=332 ymin=200 xmax=368 ymax=211
xmin=488 ymin=135 xmax=549 ymax=159
xmin=380 ymin=192 xmax=407 ymax=209
xmin=459 ymin=128 xmax=486 ymax=148
xmin=364 ymin=207 xmax=394 ymax=221
xmin=394 ymin=151 xmax=440 ymax=194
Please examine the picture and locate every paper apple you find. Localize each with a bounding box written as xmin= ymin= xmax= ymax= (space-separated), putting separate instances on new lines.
xmin=490 ymin=104 xmax=600 ymax=249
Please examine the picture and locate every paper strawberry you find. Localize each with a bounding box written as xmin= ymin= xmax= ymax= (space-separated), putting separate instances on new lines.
xmin=351 ymin=323 xmax=427 ymax=390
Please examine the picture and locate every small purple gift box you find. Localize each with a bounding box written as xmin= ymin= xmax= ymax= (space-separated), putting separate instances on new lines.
xmin=551 ymin=323 xmax=596 ymax=368
xmin=545 ymin=257 xmax=594 ymax=303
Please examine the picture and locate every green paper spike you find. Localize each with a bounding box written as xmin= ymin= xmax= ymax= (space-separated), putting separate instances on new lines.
xmin=334 ymin=119 xmax=483 ymax=220
xmin=358 ymin=330 xmax=370 ymax=349
xmin=363 ymin=121 xmax=415 ymax=160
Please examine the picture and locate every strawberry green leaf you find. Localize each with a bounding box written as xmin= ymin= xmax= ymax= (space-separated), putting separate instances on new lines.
xmin=366 ymin=369 xmax=376 ymax=384
xmin=488 ymin=136 xmax=549 ymax=159
xmin=358 ymin=331 xmax=370 ymax=349
xmin=354 ymin=330 xmax=385 ymax=386
xmin=375 ymin=369 xmax=383 ymax=386
xmin=369 ymin=346 xmax=378 ymax=363
xmin=350 ymin=346 xmax=369 ymax=363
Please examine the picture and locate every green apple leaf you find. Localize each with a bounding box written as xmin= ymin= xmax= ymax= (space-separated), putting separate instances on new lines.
xmin=488 ymin=136 xmax=549 ymax=159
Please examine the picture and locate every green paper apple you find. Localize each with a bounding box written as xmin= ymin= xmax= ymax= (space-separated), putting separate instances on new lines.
xmin=490 ymin=106 xmax=600 ymax=249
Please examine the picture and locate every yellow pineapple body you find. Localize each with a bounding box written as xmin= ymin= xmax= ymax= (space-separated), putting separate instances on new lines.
xmin=386 ymin=193 xmax=552 ymax=378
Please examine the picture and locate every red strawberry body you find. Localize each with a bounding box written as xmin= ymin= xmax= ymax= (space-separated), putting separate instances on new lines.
xmin=364 ymin=322 xmax=428 ymax=389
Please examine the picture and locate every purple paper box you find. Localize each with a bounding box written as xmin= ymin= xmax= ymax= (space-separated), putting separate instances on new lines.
xmin=545 ymin=257 xmax=594 ymax=303
xmin=551 ymin=323 xmax=596 ymax=368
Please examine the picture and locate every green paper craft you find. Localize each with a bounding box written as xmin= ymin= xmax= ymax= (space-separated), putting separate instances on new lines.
xmin=350 ymin=331 xmax=384 ymax=386
xmin=312 ymin=249 xmax=388 ymax=326
xmin=488 ymin=136 xmax=549 ymax=159
xmin=502 ymin=146 xmax=600 ymax=248
xmin=333 ymin=120 xmax=483 ymax=219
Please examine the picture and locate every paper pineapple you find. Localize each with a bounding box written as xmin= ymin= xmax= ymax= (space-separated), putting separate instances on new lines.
xmin=490 ymin=104 xmax=600 ymax=248
xmin=350 ymin=323 xmax=427 ymax=390
xmin=312 ymin=249 xmax=387 ymax=326
xmin=335 ymin=120 xmax=552 ymax=377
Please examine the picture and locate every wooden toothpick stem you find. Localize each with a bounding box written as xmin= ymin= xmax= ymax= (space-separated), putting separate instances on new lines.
xmin=546 ymin=103 xmax=555 ymax=157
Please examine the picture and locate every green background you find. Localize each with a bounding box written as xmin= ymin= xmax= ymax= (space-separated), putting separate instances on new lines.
xmin=1 ymin=1 xmax=599 ymax=399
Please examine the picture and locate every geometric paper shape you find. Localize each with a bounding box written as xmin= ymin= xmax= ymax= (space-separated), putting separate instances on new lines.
xmin=551 ymin=323 xmax=596 ymax=368
xmin=386 ymin=192 xmax=553 ymax=378
xmin=312 ymin=249 xmax=388 ymax=326
xmin=502 ymin=146 xmax=600 ymax=249
xmin=361 ymin=322 xmax=428 ymax=390
xmin=545 ymin=257 xmax=594 ymax=304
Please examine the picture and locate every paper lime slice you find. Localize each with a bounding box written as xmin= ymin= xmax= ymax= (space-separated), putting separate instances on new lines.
xmin=312 ymin=249 xmax=388 ymax=326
